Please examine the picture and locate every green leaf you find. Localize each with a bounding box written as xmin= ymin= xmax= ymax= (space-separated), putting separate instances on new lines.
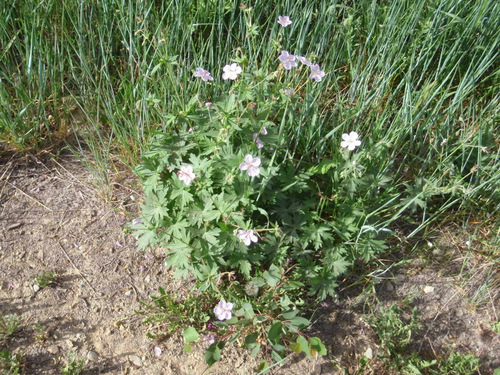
xmin=297 ymin=336 xmax=311 ymax=357
xmin=267 ymin=322 xmax=283 ymax=342
xmin=262 ymin=265 xmax=281 ymax=287
xmin=282 ymin=310 xmax=299 ymax=320
xmin=205 ymin=342 xmax=224 ymax=367
xmin=183 ymin=327 xmax=200 ymax=342
xmin=290 ymin=342 xmax=302 ymax=354
xmin=202 ymin=228 xmax=221 ymax=245
xmin=309 ymin=337 xmax=327 ymax=356
xmin=257 ymin=360 xmax=270 ymax=373
xmin=242 ymin=303 xmax=255 ymax=319
xmin=271 ymin=350 xmax=283 ymax=362
xmin=244 ymin=332 xmax=258 ymax=349
xmin=289 ymin=316 xmax=310 ymax=329
xmin=250 ymin=344 xmax=261 ymax=357
xmin=183 ymin=343 xmax=192 ymax=353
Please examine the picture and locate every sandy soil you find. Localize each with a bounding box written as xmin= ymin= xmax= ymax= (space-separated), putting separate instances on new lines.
xmin=0 ymin=153 xmax=498 ymax=374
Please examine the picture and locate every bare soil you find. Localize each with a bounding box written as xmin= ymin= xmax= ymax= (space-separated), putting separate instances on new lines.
xmin=1 ymin=153 xmax=498 ymax=374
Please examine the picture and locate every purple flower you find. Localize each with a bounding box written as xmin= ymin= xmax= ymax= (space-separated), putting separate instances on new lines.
xmin=309 ymin=64 xmax=326 ymax=82
xmin=205 ymin=102 xmax=212 ymax=108
xmin=203 ymin=335 xmax=215 ymax=344
xmin=239 ymin=154 xmax=261 ymax=177
xmin=177 ymin=165 xmax=196 ymax=185
xmin=278 ymin=50 xmax=298 ymax=70
xmin=237 ymin=229 xmax=258 ymax=246
xmin=261 ymin=127 xmax=268 ymax=135
xmin=193 ymin=67 xmax=214 ymax=82
xmin=296 ymin=55 xmax=312 ymax=66
xmin=214 ymin=300 xmax=234 ymax=321
xmin=277 ymin=16 xmax=292 ymax=27
xmin=222 ymin=63 xmax=242 ymax=80
xmin=253 ymin=133 xmax=264 ymax=149
xmin=284 ymin=88 xmax=295 ymax=96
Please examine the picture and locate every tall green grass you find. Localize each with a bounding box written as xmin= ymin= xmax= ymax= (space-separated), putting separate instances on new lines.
xmin=1 ymin=0 xmax=498 ymax=217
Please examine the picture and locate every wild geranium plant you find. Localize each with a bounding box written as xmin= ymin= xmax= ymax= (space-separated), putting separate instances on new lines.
xmin=133 ymin=14 xmax=391 ymax=370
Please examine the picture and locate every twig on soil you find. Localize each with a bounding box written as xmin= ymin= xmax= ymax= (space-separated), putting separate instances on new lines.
xmin=6 ymin=181 xmax=53 ymax=212
xmin=58 ymin=241 xmax=99 ymax=296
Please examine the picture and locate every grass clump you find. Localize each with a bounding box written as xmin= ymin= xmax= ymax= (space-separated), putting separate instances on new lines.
xmin=0 ymin=350 xmax=24 ymax=375
xmin=365 ymin=302 xmax=481 ymax=375
xmin=0 ymin=314 xmax=22 ymax=342
xmin=60 ymin=352 xmax=84 ymax=375
xmin=31 ymin=271 xmax=57 ymax=289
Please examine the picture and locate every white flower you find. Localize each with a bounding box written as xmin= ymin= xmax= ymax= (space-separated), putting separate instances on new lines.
xmin=261 ymin=127 xmax=268 ymax=135
xmin=341 ymin=131 xmax=362 ymax=151
xmin=193 ymin=67 xmax=214 ymax=82
xmin=213 ymin=300 xmax=233 ymax=321
xmin=239 ymin=154 xmax=261 ymax=177
xmin=296 ymin=55 xmax=312 ymax=66
xmin=237 ymin=229 xmax=258 ymax=246
xmin=284 ymin=88 xmax=295 ymax=96
xmin=309 ymin=64 xmax=326 ymax=82
xmin=277 ymin=16 xmax=292 ymax=27
xmin=440 ymin=138 xmax=447 ymax=146
xmin=278 ymin=50 xmax=298 ymax=70
xmin=222 ymin=63 xmax=242 ymax=80
xmin=177 ymin=165 xmax=196 ymax=185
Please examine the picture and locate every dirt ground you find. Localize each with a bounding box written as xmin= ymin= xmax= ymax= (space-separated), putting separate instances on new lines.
xmin=0 ymin=153 xmax=498 ymax=374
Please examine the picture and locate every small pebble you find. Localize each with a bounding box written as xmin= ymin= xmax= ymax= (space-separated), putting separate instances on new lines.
xmin=423 ymin=285 xmax=435 ymax=294
xmin=87 ymin=351 xmax=99 ymax=361
xmin=384 ymin=282 xmax=394 ymax=292
xmin=47 ymin=345 xmax=59 ymax=354
xmin=129 ymin=355 xmax=143 ymax=367
xmin=33 ymin=285 xmax=40 ymax=293
xmin=364 ymin=347 xmax=373 ymax=359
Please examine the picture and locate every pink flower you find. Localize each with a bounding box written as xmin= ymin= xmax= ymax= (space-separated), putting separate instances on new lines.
xmin=222 ymin=63 xmax=242 ymax=80
xmin=193 ymin=67 xmax=214 ymax=81
xmin=309 ymin=64 xmax=326 ymax=82
xmin=277 ymin=16 xmax=292 ymax=27
xmin=214 ymin=300 xmax=233 ymax=321
xmin=296 ymin=55 xmax=312 ymax=66
xmin=278 ymin=50 xmax=298 ymax=70
xmin=341 ymin=131 xmax=362 ymax=151
xmin=239 ymin=154 xmax=261 ymax=177
xmin=177 ymin=165 xmax=196 ymax=185
xmin=238 ymin=229 xmax=258 ymax=246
